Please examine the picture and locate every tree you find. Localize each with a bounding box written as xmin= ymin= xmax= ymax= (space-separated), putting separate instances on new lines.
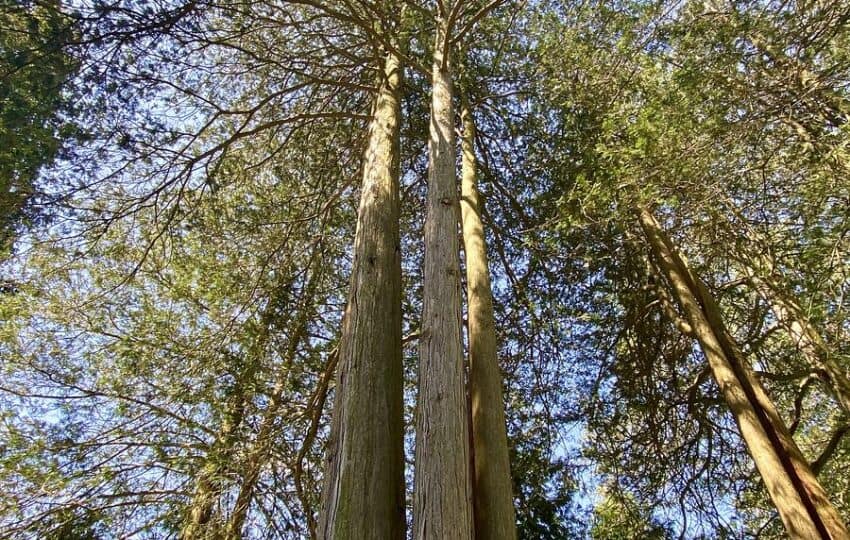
xmin=460 ymin=89 xmax=517 ymax=540
xmin=0 ymin=109 xmax=357 ymax=538
xmin=3 ymin=0 xmax=850 ymax=537
xmin=639 ymin=206 xmax=849 ymax=539
xmin=318 ymin=31 xmax=406 ymax=540
xmin=526 ymin=0 xmax=850 ymax=534
xmin=414 ymin=1 xmax=474 ymax=537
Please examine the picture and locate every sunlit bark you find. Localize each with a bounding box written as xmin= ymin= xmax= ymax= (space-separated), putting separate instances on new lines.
xmin=459 ymin=93 xmax=517 ymax=540
xmin=317 ymin=50 xmax=405 ymax=539
xmin=414 ymin=2 xmax=475 ymax=537
xmin=640 ymin=207 xmax=850 ymax=540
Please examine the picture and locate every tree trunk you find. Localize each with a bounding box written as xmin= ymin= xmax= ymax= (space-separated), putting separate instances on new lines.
xmin=459 ymin=94 xmax=517 ymax=540
xmin=181 ymin=256 xmax=311 ymax=540
xmin=181 ymin=401 xmax=240 ymax=540
xmin=742 ymin=264 xmax=850 ymax=416
xmin=317 ymin=50 xmax=405 ymax=539
xmin=639 ymin=207 xmax=849 ymax=540
xmin=224 ymin=256 xmax=323 ymax=540
xmin=181 ymin=285 xmax=286 ymax=539
xmin=414 ymin=4 xmax=475 ymax=537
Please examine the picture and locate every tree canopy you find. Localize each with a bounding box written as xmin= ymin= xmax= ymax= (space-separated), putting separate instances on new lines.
xmin=1 ymin=0 xmax=848 ymax=538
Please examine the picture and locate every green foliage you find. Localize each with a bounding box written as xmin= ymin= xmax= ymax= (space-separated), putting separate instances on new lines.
xmin=33 ymin=506 xmax=106 ymax=540
xmin=0 ymin=1 xmax=76 ymax=253
xmin=590 ymin=488 xmax=671 ymax=540
xmin=1 ymin=0 xmax=849 ymax=537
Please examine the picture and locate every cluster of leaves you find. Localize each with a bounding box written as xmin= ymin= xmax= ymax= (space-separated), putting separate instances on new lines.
xmin=520 ymin=0 xmax=850 ymax=536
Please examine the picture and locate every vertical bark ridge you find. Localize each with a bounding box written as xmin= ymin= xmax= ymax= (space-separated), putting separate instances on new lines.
xmin=459 ymin=92 xmax=517 ymax=540
xmin=639 ymin=206 xmax=849 ymax=540
xmin=318 ymin=50 xmax=405 ymax=539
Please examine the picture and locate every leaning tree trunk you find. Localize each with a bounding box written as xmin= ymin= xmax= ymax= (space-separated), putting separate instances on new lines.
xmin=413 ymin=3 xmax=475 ymax=538
xmin=740 ymin=261 xmax=850 ymax=416
xmin=317 ymin=50 xmax=405 ymax=540
xmin=459 ymin=93 xmax=517 ymax=540
xmin=639 ymin=207 xmax=850 ymax=540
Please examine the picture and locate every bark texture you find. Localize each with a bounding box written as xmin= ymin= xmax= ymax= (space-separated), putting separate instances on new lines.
xmin=414 ymin=5 xmax=475 ymax=538
xmin=317 ymin=51 xmax=405 ymax=539
xmin=459 ymin=95 xmax=517 ymax=540
xmin=639 ymin=207 xmax=849 ymax=540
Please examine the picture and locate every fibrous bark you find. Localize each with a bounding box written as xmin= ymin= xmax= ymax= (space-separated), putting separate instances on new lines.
xmin=414 ymin=3 xmax=475 ymax=537
xmin=459 ymin=94 xmax=517 ymax=540
xmin=639 ymin=207 xmax=849 ymax=540
xmin=317 ymin=50 xmax=405 ymax=539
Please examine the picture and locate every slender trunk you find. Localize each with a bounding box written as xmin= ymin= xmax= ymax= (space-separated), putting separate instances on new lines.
xmin=181 ymin=390 xmax=245 ymax=540
xmin=742 ymin=265 xmax=850 ymax=416
xmin=224 ymin=256 xmax=323 ymax=540
xmin=414 ymin=4 xmax=475 ymax=537
xmin=317 ymin=50 xmax=405 ymax=539
xmin=223 ymin=386 xmax=283 ymax=540
xmin=639 ymin=207 xmax=849 ymax=540
xmin=181 ymin=282 xmax=286 ymax=540
xmin=292 ymin=349 xmax=339 ymax=538
xmin=459 ymin=94 xmax=517 ymax=540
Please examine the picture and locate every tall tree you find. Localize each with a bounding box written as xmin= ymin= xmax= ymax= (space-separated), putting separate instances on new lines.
xmin=318 ymin=43 xmax=406 ymax=540
xmin=414 ymin=1 xmax=474 ymax=538
xmin=639 ymin=206 xmax=849 ymax=540
xmin=460 ymin=91 xmax=517 ymax=540
xmin=4 ymin=0 xmax=850 ymax=537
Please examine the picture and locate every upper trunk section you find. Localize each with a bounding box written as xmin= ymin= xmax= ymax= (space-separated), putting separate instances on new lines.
xmin=460 ymin=95 xmax=517 ymax=540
